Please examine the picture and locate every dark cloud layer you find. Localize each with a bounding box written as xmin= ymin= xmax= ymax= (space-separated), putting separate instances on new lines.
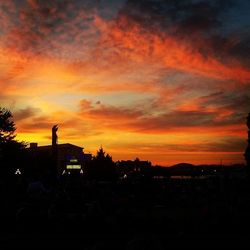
xmin=117 ymin=0 xmax=250 ymax=65
xmin=1 ymin=0 xmax=247 ymax=64
xmin=133 ymin=136 xmax=245 ymax=153
xmin=78 ymin=98 xmax=247 ymax=133
xmin=119 ymin=0 xmax=232 ymax=33
xmin=1 ymin=0 xmax=99 ymax=58
xmin=14 ymin=106 xmax=40 ymax=121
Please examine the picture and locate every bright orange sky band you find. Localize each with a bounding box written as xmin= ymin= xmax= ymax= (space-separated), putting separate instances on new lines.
xmin=1 ymin=1 xmax=249 ymax=166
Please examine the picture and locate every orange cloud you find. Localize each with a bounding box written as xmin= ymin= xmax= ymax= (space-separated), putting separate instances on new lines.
xmin=94 ymin=15 xmax=250 ymax=82
xmin=1 ymin=3 xmax=248 ymax=166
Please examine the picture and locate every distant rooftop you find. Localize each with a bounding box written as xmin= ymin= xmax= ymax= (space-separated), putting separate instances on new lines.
xmin=29 ymin=143 xmax=84 ymax=150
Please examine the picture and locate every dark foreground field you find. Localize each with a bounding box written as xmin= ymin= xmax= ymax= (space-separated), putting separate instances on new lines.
xmin=1 ymin=175 xmax=250 ymax=249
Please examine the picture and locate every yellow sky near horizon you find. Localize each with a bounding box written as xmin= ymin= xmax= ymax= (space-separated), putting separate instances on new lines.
xmin=1 ymin=0 xmax=250 ymax=166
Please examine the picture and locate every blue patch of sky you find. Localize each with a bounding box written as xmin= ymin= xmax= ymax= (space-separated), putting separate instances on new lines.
xmin=218 ymin=0 xmax=250 ymax=38
xmin=98 ymin=0 xmax=126 ymax=20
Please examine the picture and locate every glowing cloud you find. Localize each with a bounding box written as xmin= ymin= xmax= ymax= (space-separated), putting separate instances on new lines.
xmin=1 ymin=0 xmax=250 ymax=165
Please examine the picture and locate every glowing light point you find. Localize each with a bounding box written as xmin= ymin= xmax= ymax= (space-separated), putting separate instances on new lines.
xmin=15 ymin=169 xmax=21 ymax=175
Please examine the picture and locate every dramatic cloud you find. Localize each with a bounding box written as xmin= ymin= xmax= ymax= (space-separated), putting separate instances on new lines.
xmin=95 ymin=14 xmax=250 ymax=82
xmin=79 ymin=99 xmax=144 ymax=121
xmin=1 ymin=0 xmax=249 ymax=165
xmin=13 ymin=106 xmax=40 ymax=121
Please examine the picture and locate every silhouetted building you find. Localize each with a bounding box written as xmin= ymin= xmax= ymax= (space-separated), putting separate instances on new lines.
xmin=26 ymin=126 xmax=91 ymax=175
xmin=28 ymin=143 xmax=89 ymax=174
xmin=117 ymin=158 xmax=152 ymax=173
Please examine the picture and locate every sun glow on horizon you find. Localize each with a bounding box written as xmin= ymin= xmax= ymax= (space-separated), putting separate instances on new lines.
xmin=1 ymin=0 xmax=250 ymax=166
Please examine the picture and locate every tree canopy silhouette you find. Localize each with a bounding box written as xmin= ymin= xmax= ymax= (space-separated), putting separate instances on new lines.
xmin=0 ymin=107 xmax=26 ymax=177
xmin=0 ymin=108 xmax=16 ymax=142
xmin=87 ymin=146 xmax=117 ymax=180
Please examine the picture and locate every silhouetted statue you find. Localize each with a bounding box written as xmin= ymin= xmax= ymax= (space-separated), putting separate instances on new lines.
xmin=244 ymin=113 xmax=250 ymax=175
xmin=52 ymin=125 xmax=58 ymax=147
xmin=52 ymin=125 xmax=58 ymax=177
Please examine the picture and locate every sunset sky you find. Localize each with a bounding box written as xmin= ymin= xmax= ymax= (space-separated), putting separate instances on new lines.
xmin=1 ymin=0 xmax=250 ymax=166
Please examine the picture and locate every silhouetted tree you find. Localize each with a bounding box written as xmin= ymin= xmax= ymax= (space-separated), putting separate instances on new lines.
xmin=87 ymin=147 xmax=117 ymax=180
xmin=0 ymin=108 xmax=26 ymax=177
xmin=0 ymin=108 xmax=16 ymax=142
